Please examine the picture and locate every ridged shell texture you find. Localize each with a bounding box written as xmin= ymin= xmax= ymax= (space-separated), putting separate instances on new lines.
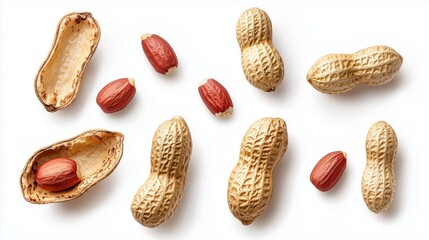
xmin=228 ymin=117 xmax=288 ymax=225
xmin=362 ymin=121 xmax=397 ymax=213
xmin=236 ymin=7 xmax=284 ymax=92
xmin=131 ymin=116 xmax=192 ymax=227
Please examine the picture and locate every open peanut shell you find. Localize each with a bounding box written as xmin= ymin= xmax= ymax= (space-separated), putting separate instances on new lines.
xmin=21 ymin=129 xmax=124 ymax=204
xmin=35 ymin=12 xmax=101 ymax=112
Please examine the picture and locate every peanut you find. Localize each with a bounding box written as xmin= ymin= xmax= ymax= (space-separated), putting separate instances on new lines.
xmin=35 ymin=158 xmax=81 ymax=192
xmin=307 ymin=45 xmax=403 ymax=94
xmin=227 ymin=117 xmax=288 ymax=225
xmin=21 ymin=129 xmax=124 ymax=204
xmin=362 ymin=121 xmax=397 ymax=213
xmin=35 ymin=12 xmax=100 ymax=112
xmin=310 ymin=151 xmax=347 ymax=192
xmin=141 ymin=34 xmax=178 ymax=75
xmin=96 ymin=78 xmax=136 ymax=113
xmin=236 ymin=7 xmax=284 ymax=92
xmin=131 ymin=116 xmax=192 ymax=227
xmin=198 ymin=78 xmax=233 ymax=118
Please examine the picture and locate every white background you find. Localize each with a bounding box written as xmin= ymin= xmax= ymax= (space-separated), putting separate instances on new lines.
xmin=0 ymin=0 xmax=427 ymax=239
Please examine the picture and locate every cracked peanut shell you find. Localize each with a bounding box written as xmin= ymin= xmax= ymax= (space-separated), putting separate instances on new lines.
xmin=227 ymin=117 xmax=288 ymax=225
xmin=35 ymin=12 xmax=101 ymax=112
xmin=21 ymin=129 xmax=124 ymax=204
xmin=131 ymin=116 xmax=192 ymax=228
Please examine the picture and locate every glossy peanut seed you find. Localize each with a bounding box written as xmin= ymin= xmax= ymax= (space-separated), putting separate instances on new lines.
xmin=198 ymin=78 xmax=233 ymax=118
xmin=96 ymin=78 xmax=136 ymax=113
xmin=310 ymin=151 xmax=347 ymax=192
xmin=141 ymin=34 xmax=178 ymax=75
xmin=35 ymin=158 xmax=81 ymax=192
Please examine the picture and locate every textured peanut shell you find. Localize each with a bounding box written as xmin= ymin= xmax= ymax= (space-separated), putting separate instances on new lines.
xmin=362 ymin=121 xmax=397 ymax=213
xmin=21 ymin=129 xmax=124 ymax=204
xmin=236 ymin=7 xmax=284 ymax=92
xmin=307 ymin=45 xmax=403 ymax=94
xmin=35 ymin=12 xmax=100 ymax=112
xmin=227 ymin=117 xmax=288 ymax=225
xmin=131 ymin=116 xmax=192 ymax=228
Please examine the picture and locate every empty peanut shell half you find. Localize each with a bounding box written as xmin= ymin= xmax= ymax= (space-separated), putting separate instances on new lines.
xmin=21 ymin=129 xmax=124 ymax=204
xmin=35 ymin=12 xmax=101 ymax=112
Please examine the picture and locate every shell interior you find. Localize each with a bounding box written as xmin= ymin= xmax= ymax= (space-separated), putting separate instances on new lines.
xmin=35 ymin=12 xmax=100 ymax=111
xmin=21 ymin=129 xmax=124 ymax=204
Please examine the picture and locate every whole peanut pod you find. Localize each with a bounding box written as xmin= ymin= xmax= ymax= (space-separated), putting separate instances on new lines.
xmin=227 ymin=117 xmax=288 ymax=225
xmin=236 ymin=7 xmax=284 ymax=92
xmin=362 ymin=121 xmax=397 ymax=213
xmin=131 ymin=116 xmax=192 ymax=227
xmin=307 ymin=45 xmax=403 ymax=94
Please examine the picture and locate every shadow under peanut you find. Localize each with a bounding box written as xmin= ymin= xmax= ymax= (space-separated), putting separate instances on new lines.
xmin=248 ymin=76 xmax=289 ymax=104
xmin=325 ymin=71 xmax=405 ymax=102
xmin=55 ymin=172 xmax=119 ymax=216
xmin=379 ymin=145 xmax=406 ymax=219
